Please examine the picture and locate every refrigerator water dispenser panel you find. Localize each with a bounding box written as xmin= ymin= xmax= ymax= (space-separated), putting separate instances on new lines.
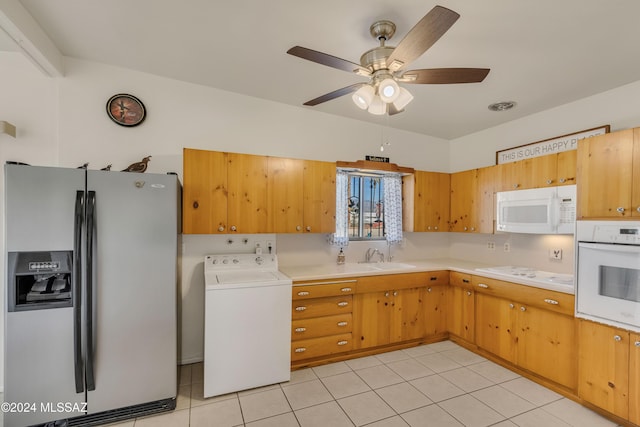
xmin=8 ymin=251 xmax=73 ymax=312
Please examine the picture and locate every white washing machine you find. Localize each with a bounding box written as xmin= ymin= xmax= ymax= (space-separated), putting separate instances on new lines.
xmin=203 ymin=253 xmax=292 ymax=397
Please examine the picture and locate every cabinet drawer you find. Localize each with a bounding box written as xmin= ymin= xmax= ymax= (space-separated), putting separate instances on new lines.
xmin=449 ymin=271 xmax=473 ymax=289
xmin=291 ymin=333 xmax=353 ymax=361
xmin=292 ymin=295 xmax=353 ymax=320
xmin=292 ymin=280 xmax=357 ymax=300
xmin=292 ymin=313 xmax=352 ymax=340
xmin=357 ymin=271 xmax=448 ymax=293
xmin=472 ymin=275 xmax=574 ymax=316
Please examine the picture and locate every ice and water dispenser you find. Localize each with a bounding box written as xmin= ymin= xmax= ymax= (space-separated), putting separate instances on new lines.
xmin=7 ymin=251 xmax=73 ymax=311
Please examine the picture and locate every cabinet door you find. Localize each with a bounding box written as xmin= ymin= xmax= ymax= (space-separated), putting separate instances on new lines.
xmin=556 ymin=150 xmax=577 ymax=186
xmin=633 ymin=129 xmax=640 ymax=217
xmin=517 ymin=306 xmax=577 ymax=389
xmin=475 ymin=294 xmax=516 ymax=363
xmin=475 ymin=166 xmax=496 ymax=234
xmin=392 ymin=287 xmax=425 ymax=343
xmin=630 ymin=332 xmax=640 ymax=425
xmin=498 ymin=159 xmax=533 ymax=191
xmin=450 ymin=169 xmax=476 ymax=232
xmin=577 ymin=129 xmax=634 ymax=218
xmin=531 ymin=155 xmax=558 ymax=188
xmin=182 ymin=148 xmax=228 ymax=234
xmin=412 ymin=171 xmax=450 ymax=232
xmin=578 ymin=320 xmax=629 ymax=419
xmin=448 ymin=286 xmax=475 ymax=342
xmin=269 ymin=157 xmax=304 ymax=233
xmin=227 ymin=153 xmax=270 ymax=233
xmin=303 ymin=160 xmax=336 ymax=233
xmin=353 ymin=291 xmax=391 ymax=349
xmin=424 ymin=285 xmax=448 ymax=337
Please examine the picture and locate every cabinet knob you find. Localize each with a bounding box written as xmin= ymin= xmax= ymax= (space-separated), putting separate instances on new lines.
xmin=393 ymin=291 xmax=398 ymax=296
xmin=295 ymin=306 xmax=307 ymax=311
xmin=477 ymin=283 xmax=489 ymax=289
xmin=546 ymin=179 xmax=553 ymax=185
xmin=294 ymin=327 xmax=306 ymax=333
xmin=427 ymin=287 xmax=432 ymax=293
xmin=385 ymin=292 xmax=390 ymax=297
xmin=634 ymin=341 xmax=640 ymax=347
xmin=337 ymin=340 xmax=349 ymax=346
xmin=559 ymin=178 xmax=566 ymax=183
xmin=470 ymin=227 xmax=475 ymax=231
xmin=637 ymin=206 xmax=640 ymax=213
xmin=464 ymin=227 xmax=468 ymax=231
xmin=341 ymin=287 xmax=352 ymax=292
xmin=434 ymin=226 xmax=438 ymax=230
xmin=614 ymin=335 xmax=622 ymax=342
xmin=466 ymin=291 xmax=472 ymax=296
xmin=337 ymin=321 xmax=348 ymax=327
xmin=509 ymin=303 xmax=515 ymax=309
xmin=513 ymin=183 xmax=519 ymax=189
xmin=337 ymin=301 xmax=349 ymax=307
xmin=296 ymin=225 xmax=301 ymax=231
xmin=218 ymin=226 xmax=225 ymax=232
xmin=427 ymin=226 xmax=432 ymax=230
xmin=306 ymin=226 xmax=312 ymax=232
xmin=297 ymin=291 xmax=310 ymax=296
xmin=294 ymin=347 xmax=306 ymax=353
xmin=544 ymin=299 xmax=559 ymax=305
xmin=520 ymin=306 xmax=526 ymax=312
xmin=230 ymin=225 xmax=237 ymax=231
xmin=616 ymin=207 xmax=625 ymax=214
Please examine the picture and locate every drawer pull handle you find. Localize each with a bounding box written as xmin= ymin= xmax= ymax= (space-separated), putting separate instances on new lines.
xmin=478 ymin=283 xmax=489 ymax=289
xmin=294 ymin=347 xmax=306 ymax=353
xmin=614 ymin=335 xmax=622 ymax=342
xmin=337 ymin=340 xmax=348 ymax=346
xmin=337 ymin=301 xmax=349 ymax=307
xmin=341 ymin=287 xmax=352 ymax=292
xmin=430 ymin=276 xmax=438 ymax=281
xmin=295 ymin=306 xmax=307 ymax=311
xmin=294 ymin=327 xmax=306 ymax=333
xmin=297 ymin=291 xmax=310 ymax=296
xmin=337 ymin=321 xmax=348 ymax=327
xmin=462 ymin=279 xmax=470 ymax=283
xmin=544 ymin=299 xmax=559 ymax=305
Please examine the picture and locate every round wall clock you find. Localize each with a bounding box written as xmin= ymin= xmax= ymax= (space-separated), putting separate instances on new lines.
xmin=106 ymin=94 xmax=146 ymax=127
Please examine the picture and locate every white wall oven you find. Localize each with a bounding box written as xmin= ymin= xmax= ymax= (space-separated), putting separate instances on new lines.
xmin=576 ymin=221 xmax=640 ymax=331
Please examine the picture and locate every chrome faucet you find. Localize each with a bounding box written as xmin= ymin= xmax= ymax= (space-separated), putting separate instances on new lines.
xmin=365 ymin=248 xmax=384 ymax=263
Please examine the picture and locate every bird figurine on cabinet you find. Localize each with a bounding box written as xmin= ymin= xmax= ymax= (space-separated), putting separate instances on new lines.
xmin=122 ymin=156 xmax=151 ymax=173
xmin=101 ymin=164 xmax=112 ymax=171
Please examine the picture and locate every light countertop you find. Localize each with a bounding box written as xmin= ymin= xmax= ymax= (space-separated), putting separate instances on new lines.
xmin=279 ymin=258 xmax=575 ymax=295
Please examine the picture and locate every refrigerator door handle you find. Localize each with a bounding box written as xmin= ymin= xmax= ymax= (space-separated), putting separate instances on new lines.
xmin=74 ymin=190 xmax=85 ymax=394
xmin=85 ymin=190 xmax=97 ymax=391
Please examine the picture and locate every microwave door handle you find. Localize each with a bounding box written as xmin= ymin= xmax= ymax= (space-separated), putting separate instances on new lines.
xmin=549 ymin=196 xmax=560 ymax=229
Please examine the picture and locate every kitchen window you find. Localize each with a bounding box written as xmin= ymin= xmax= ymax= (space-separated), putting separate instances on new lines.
xmin=348 ymin=174 xmax=386 ymax=240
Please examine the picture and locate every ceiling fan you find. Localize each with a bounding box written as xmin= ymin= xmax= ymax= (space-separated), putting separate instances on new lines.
xmin=287 ymin=5 xmax=489 ymax=116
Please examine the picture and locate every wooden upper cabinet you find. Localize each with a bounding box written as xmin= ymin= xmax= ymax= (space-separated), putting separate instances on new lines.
xmin=450 ymin=169 xmax=477 ymax=232
xmin=269 ymin=157 xmax=304 ymax=233
xmin=496 ymin=151 xmax=576 ymax=191
xmin=476 ymin=166 xmax=496 ymax=234
xmin=302 ymin=160 xmax=336 ymax=233
xmin=577 ymin=129 xmax=635 ymax=218
xmin=556 ymin=150 xmax=577 ymax=186
xmin=497 ymin=159 xmax=533 ymax=191
xmin=183 ymin=148 xmax=228 ymax=234
xmin=403 ymin=170 xmax=450 ymax=232
xmin=227 ymin=152 xmax=270 ymax=233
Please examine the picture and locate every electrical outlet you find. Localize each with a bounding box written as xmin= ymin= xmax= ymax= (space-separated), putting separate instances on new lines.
xmin=503 ymin=242 xmax=511 ymax=252
xmin=549 ymin=248 xmax=563 ymax=260
xmin=487 ymin=242 xmax=495 ymax=250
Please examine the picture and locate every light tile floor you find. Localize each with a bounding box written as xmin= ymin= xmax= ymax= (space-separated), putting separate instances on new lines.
xmin=107 ymin=341 xmax=621 ymax=427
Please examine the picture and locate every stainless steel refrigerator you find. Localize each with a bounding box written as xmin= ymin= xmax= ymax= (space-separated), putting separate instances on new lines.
xmin=4 ymin=164 xmax=179 ymax=426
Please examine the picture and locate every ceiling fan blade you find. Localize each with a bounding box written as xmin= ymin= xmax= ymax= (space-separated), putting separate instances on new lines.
xmin=385 ymin=6 xmax=460 ymax=72
xmin=287 ymin=46 xmax=371 ymax=76
xmin=303 ymin=83 xmax=366 ymax=106
xmin=400 ymin=68 xmax=490 ymax=84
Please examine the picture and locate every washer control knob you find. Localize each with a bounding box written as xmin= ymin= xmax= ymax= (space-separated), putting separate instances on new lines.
xmin=232 ymin=258 xmax=239 ymax=264
xmin=255 ymin=256 xmax=264 ymax=265
xmin=222 ymin=259 xmax=229 ymax=264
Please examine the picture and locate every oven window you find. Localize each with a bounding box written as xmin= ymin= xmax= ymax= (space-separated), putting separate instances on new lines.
xmin=599 ymin=265 xmax=640 ymax=302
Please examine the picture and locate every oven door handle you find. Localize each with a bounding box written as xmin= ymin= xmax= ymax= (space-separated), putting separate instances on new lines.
xmin=579 ymin=242 xmax=640 ymax=254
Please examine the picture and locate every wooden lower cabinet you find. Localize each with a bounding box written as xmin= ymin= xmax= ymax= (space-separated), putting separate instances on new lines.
xmin=424 ymin=284 xmax=448 ymax=337
xmin=630 ymin=332 xmax=640 ymax=426
xmin=291 ymin=280 xmax=356 ymax=363
xmin=578 ymin=320 xmax=632 ymax=421
xmin=474 ymin=277 xmax=577 ymax=390
xmin=448 ymin=272 xmax=475 ymax=343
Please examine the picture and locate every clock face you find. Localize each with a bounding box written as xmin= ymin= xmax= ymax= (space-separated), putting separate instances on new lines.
xmin=106 ymin=94 xmax=146 ymax=127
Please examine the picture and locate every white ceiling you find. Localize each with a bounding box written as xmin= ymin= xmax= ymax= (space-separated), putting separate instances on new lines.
xmin=5 ymin=0 xmax=640 ymax=139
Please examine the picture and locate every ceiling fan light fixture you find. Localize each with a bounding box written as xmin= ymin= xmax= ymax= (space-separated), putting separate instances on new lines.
xmin=368 ymin=96 xmax=387 ymax=115
xmin=392 ymin=87 xmax=414 ymax=111
xmin=352 ymin=85 xmax=375 ymax=109
xmin=378 ymin=78 xmax=400 ymax=103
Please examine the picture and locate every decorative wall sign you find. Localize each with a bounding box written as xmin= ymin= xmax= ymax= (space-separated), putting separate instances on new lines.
xmin=496 ymin=125 xmax=610 ymax=164
xmin=106 ymin=94 xmax=146 ymax=127
xmin=365 ymin=155 xmax=390 ymax=163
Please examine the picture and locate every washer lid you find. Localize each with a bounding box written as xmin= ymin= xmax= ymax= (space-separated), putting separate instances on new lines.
xmin=215 ymin=271 xmax=286 ymax=284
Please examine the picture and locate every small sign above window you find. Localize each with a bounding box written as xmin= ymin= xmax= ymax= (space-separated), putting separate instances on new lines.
xmin=365 ymin=155 xmax=390 ymax=163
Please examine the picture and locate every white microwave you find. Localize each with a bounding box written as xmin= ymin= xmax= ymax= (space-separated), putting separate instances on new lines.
xmin=496 ymin=185 xmax=577 ymax=234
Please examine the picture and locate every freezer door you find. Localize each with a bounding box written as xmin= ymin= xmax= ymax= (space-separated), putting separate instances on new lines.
xmin=5 ymin=164 xmax=85 ymax=251
xmin=85 ymin=171 xmax=177 ymax=414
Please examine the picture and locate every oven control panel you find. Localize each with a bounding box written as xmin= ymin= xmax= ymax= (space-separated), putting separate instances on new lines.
xmin=592 ymin=224 xmax=640 ymax=244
